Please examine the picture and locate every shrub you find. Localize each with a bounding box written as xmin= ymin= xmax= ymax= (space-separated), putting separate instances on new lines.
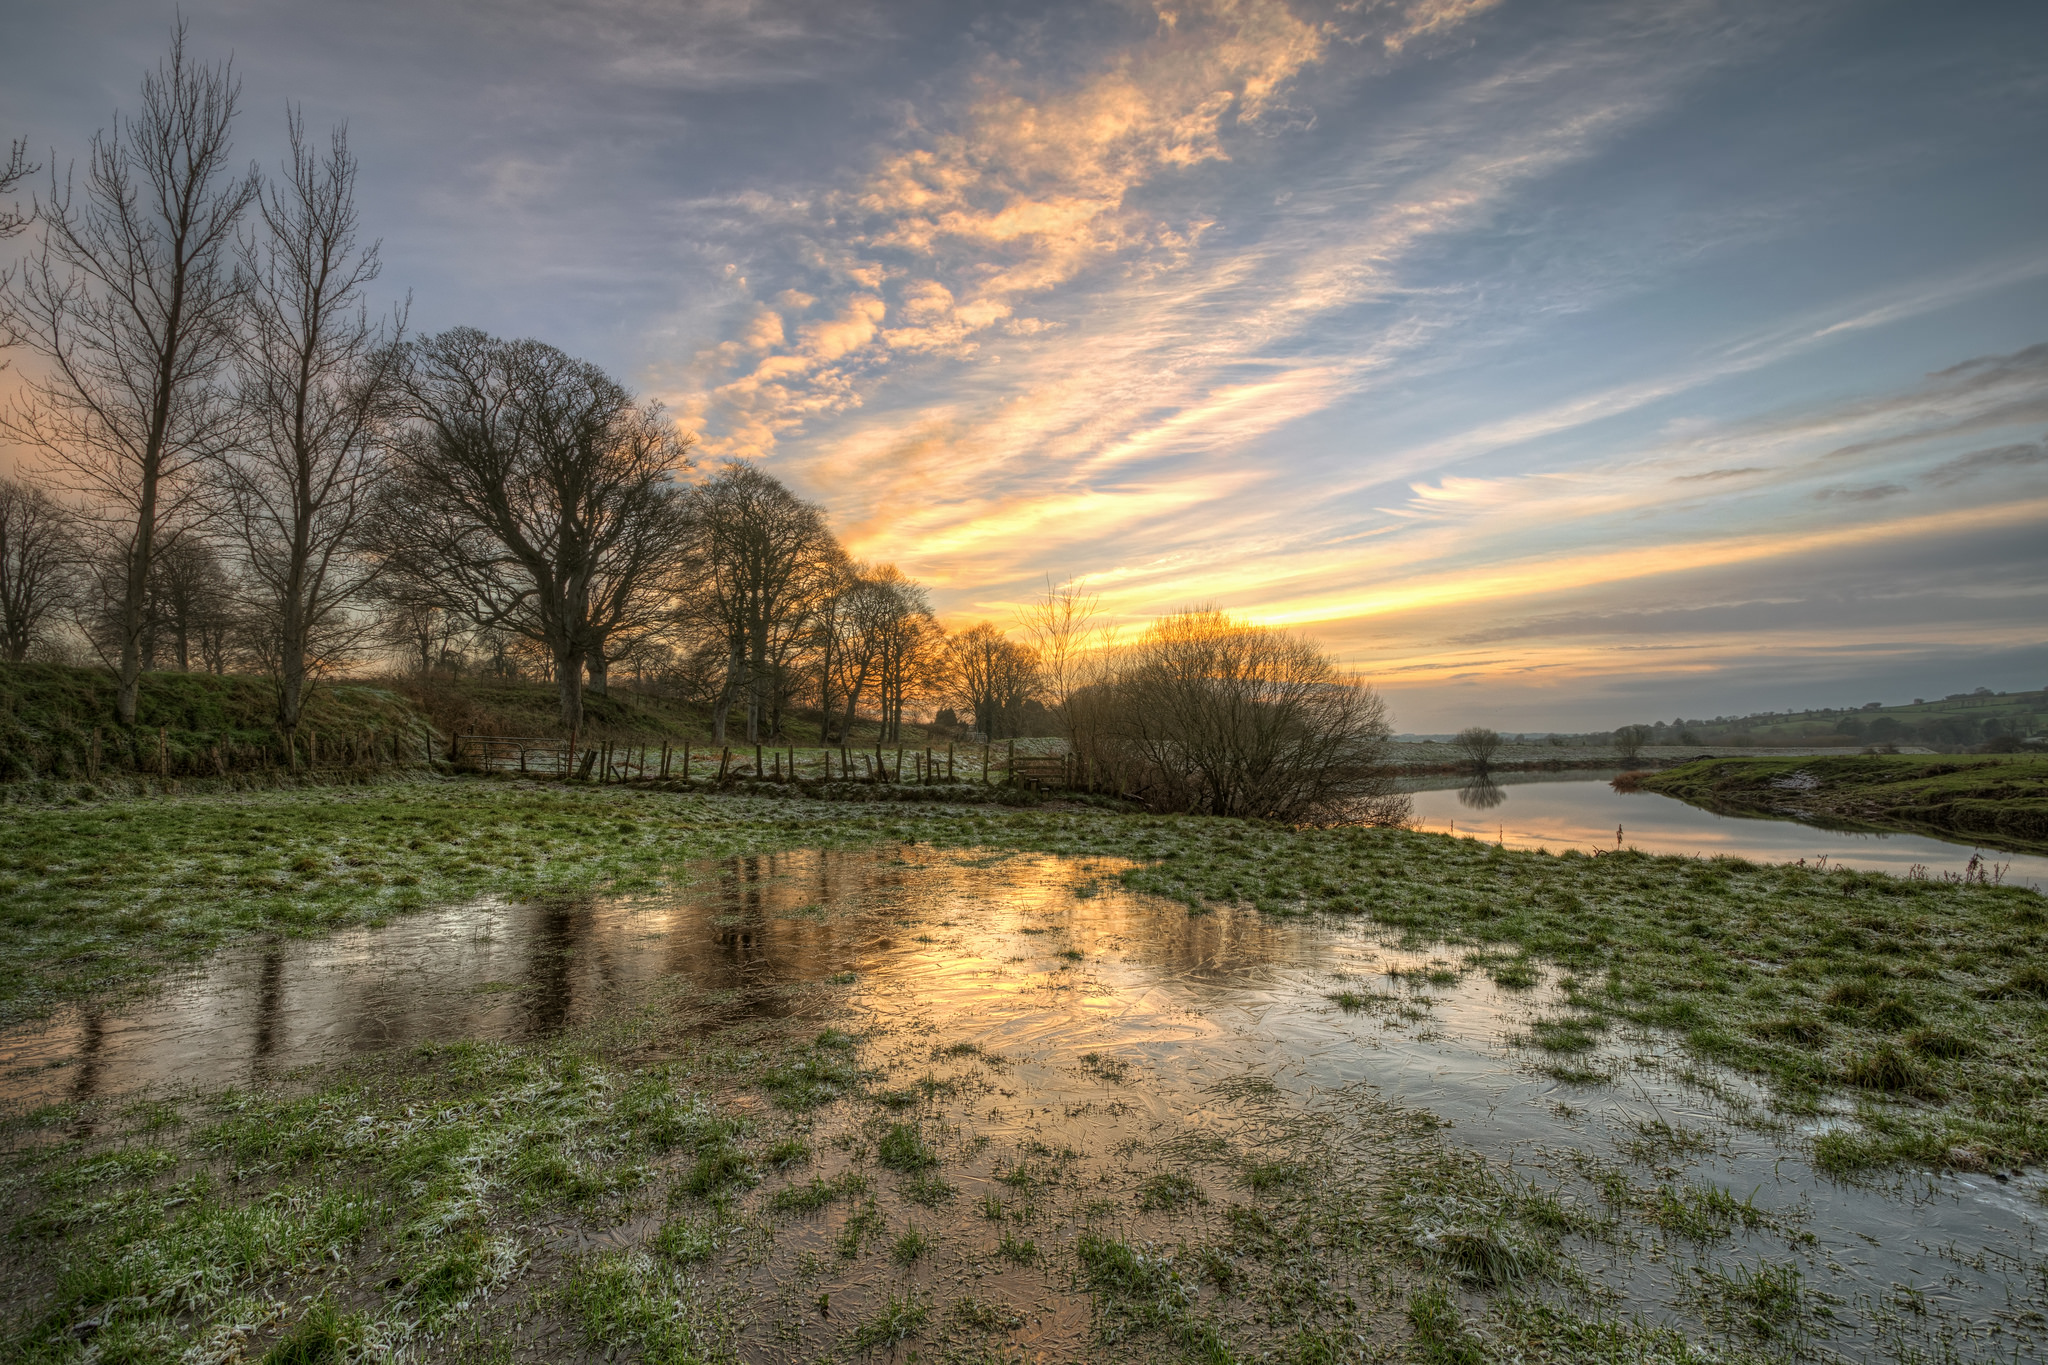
xmin=1067 ymin=608 xmax=1406 ymax=824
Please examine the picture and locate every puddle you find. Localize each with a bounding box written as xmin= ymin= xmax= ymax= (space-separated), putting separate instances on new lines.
xmin=4 ymin=846 xmax=2043 ymax=1362
xmin=1406 ymin=772 xmax=2048 ymax=887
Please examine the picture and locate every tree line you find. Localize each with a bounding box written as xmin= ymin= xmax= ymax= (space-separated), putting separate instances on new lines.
xmin=0 ymin=27 xmax=1410 ymax=825
xmin=0 ymin=27 xmax=1055 ymax=753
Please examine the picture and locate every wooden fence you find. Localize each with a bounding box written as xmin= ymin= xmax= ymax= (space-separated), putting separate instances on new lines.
xmin=450 ymin=734 xmax=1094 ymax=790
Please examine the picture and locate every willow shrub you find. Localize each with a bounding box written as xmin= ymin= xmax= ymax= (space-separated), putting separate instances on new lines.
xmin=1070 ymin=607 xmax=1407 ymax=825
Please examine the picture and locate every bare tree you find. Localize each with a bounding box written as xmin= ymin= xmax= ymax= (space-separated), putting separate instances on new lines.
xmin=373 ymin=591 xmax=465 ymax=677
xmin=683 ymin=461 xmax=836 ymax=744
xmin=1019 ymin=574 xmax=1100 ymax=739
xmin=369 ymin=328 xmax=692 ymax=732
xmin=874 ymin=572 xmax=941 ymax=742
xmin=1613 ymin=724 xmax=1654 ymax=762
xmin=0 ymin=24 xmax=257 ymax=724
xmin=1075 ymin=607 xmax=1402 ymax=822
xmin=0 ymin=138 xmax=34 ymax=240
xmin=0 ymin=138 xmax=39 ymax=355
xmin=216 ymin=112 xmax=399 ymax=741
xmin=142 ymin=534 xmax=234 ymax=671
xmin=945 ymin=622 xmax=1038 ymax=740
xmin=0 ymin=474 xmax=79 ymax=660
xmin=1454 ymin=726 xmax=1501 ymax=773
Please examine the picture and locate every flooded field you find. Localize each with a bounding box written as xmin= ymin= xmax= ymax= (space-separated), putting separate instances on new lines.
xmin=4 ymin=846 xmax=2045 ymax=1363
xmin=1406 ymin=772 xmax=2048 ymax=887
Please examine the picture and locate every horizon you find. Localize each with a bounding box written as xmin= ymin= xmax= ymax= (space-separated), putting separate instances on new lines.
xmin=3 ymin=0 xmax=2044 ymax=733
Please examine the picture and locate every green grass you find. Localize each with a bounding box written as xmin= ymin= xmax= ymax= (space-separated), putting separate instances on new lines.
xmin=0 ymin=661 xmax=437 ymax=785
xmin=4 ymin=776 xmax=2045 ymax=1177
xmin=1643 ymin=753 xmax=2048 ymax=848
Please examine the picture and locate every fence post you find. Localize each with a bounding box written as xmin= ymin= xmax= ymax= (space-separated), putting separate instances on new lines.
xmin=982 ymin=741 xmax=990 ymax=786
xmin=1007 ymin=738 xmax=1016 ymax=785
xmin=160 ymin=726 xmax=169 ymax=777
xmin=947 ymin=742 xmax=954 ymax=781
xmin=755 ymin=743 xmax=763 ymax=779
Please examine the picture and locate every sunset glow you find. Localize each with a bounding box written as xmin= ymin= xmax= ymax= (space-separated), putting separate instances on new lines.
xmin=4 ymin=0 xmax=2043 ymax=729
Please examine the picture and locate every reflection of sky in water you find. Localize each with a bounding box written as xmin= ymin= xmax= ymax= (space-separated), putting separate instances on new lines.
xmin=2 ymin=847 xmax=2042 ymax=1360
xmin=1407 ymin=775 xmax=2048 ymax=887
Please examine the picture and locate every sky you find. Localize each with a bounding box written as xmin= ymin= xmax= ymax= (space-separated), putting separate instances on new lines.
xmin=2 ymin=0 xmax=2044 ymax=732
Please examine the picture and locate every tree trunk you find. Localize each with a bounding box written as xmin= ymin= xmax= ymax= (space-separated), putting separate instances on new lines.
xmin=556 ymin=646 xmax=585 ymax=730
xmin=586 ymin=651 xmax=609 ymax=696
xmin=116 ymin=526 xmax=153 ymax=726
xmin=711 ymin=647 xmax=741 ymax=744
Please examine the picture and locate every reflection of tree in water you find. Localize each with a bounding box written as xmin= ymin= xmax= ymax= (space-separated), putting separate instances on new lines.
xmin=1456 ymin=778 xmax=1507 ymax=810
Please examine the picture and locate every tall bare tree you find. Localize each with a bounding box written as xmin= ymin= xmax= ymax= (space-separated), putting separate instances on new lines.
xmin=0 ymin=24 xmax=257 ymax=724
xmin=0 ymin=24 xmax=256 ymax=724
xmin=684 ymin=461 xmax=836 ymax=744
xmin=218 ymin=112 xmax=398 ymax=742
xmin=370 ymin=328 xmax=692 ymax=732
xmin=0 ymin=475 xmax=78 ymax=660
xmin=1019 ymin=574 xmax=1100 ymax=739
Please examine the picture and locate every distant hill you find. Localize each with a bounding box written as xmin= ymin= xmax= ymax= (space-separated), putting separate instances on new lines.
xmin=1404 ymin=687 xmax=2047 ymax=755
xmin=1635 ymin=687 xmax=2045 ymax=753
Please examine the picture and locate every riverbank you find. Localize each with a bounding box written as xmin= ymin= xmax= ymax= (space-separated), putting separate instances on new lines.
xmin=1642 ymin=754 xmax=2048 ymax=851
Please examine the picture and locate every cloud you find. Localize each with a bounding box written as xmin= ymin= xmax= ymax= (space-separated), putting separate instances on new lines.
xmin=1922 ymin=439 xmax=2047 ymax=486
xmin=1674 ymin=466 xmax=1769 ymax=482
xmin=1812 ymin=483 xmax=1905 ymax=502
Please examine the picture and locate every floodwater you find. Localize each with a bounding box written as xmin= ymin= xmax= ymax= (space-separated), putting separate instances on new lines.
xmin=4 ymin=847 xmax=2044 ymax=1362
xmin=1406 ymin=771 xmax=2048 ymax=887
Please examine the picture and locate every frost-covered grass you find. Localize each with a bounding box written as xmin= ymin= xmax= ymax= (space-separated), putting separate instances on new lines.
xmin=5 ymin=776 xmax=2046 ymax=1177
xmin=2 ymin=985 xmax=1746 ymax=1365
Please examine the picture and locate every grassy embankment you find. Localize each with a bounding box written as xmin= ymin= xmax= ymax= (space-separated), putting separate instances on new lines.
xmin=3 ymin=777 xmax=2044 ymax=1362
xmin=1643 ymin=753 xmax=2048 ymax=851
xmin=0 ymin=661 xmax=950 ymax=794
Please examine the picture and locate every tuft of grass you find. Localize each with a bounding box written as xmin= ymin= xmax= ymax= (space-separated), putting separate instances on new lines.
xmin=1406 ymin=1287 xmax=1483 ymax=1365
xmin=260 ymin=1300 xmax=363 ymax=1365
xmin=836 ymin=1197 xmax=886 ymax=1259
xmin=891 ymin=1225 xmax=930 ymax=1264
xmin=898 ymin=1170 xmax=958 ymax=1206
xmin=1136 ymin=1170 xmax=1207 ymax=1211
xmin=949 ymin=1297 xmax=1023 ymax=1332
xmin=850 ymin=1290 xmax=928 ymax=1351
xmin=769 ymin=1171 xmax=867 ymax=1214
xmin=681 ymin=1144 xmax=757 ymax=1195
xmin=876 ymin=1122 xmax=938 ymax=1172
xmin=1840 ymin=1044 xmax=1929 ymax=1095
xmin=1687 ymin=1260 xmax=1806 ymax=1339
xmin=997 ymin=1230 xmax=1037 ymax=1263
xmin=651 ymin=1213 xmax=719 ymax=1265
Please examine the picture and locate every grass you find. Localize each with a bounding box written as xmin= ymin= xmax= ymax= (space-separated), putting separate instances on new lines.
xmin=5 ymin=775 xmax=2046 ymax=1174
xmin=1643 ymin=753 xmax=2048 ymax=849
xmin=0 ymin=957 xmax=1886 ymax=1365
